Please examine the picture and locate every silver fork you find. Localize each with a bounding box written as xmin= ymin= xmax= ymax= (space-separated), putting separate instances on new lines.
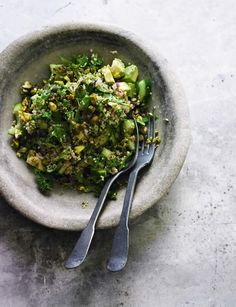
xmin=65 ymin=120 xmax=139 ymax=269
xmin=107 ymin=111 xmax=156 ymax=272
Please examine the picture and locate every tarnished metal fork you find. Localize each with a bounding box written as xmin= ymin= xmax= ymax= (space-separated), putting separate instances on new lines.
xmin=107 ymin=111 xmax=156 ymax=272
xmin=65 ymin=120 xmax=139 ymax=269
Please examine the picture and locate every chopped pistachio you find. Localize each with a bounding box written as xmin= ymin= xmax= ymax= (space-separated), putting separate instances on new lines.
xmin=81 ymin=201 xmax=88 ymax=208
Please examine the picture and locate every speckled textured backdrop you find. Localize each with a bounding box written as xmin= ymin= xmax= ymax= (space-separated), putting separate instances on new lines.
xmin=0 ymin=1 xmax=236 ymax=306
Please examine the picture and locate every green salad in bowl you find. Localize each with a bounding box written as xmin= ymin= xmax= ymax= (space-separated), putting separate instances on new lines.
xmin=8 ymin=52 xmax=157 ymax=195
xmin=0 ymin=25 xmax=190 ymax=230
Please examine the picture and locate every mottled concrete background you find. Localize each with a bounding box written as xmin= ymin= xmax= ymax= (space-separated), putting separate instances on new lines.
xmin=0 ymin=1 xmax=236 ymax=306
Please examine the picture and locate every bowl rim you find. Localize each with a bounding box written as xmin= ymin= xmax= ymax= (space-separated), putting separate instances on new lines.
xmin=0 ymin=23 xmax=191 ymax=230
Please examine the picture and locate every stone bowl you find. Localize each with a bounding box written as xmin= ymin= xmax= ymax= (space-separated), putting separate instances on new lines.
xmin=0 ymin=24 xmax=190 ymax=230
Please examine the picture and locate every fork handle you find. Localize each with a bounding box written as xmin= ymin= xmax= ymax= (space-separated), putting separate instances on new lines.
xmin=107 ymin=169 xmax=139 ymax=272
xmin=65 ymin=176 xmax=115 ymax=269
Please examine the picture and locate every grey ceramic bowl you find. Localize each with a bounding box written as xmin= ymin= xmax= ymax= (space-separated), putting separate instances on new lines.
xmin=0 ymin=23 xmax=190 ymax=230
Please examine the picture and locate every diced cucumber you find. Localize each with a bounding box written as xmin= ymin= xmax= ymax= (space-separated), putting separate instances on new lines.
xmin=97 ymin=169 xmax=107 ymax=177
xmin=111 ymin=58 xmax=125 ymax=78
xmin=96 ymin=132 xmax=109 ymax=146
xmin=8 ymin=124 xmax=22 ymax=138
xmin=54 ymin=80 xmax=64 ymax=86
xmin=101 ymin=66 xmax=115 ymax=84
xmin=13 ymin=103 xmax=22 ymax=114
xmin=8 ymin=127 xmax=16 ymax=136
xmin=138 ymin=79 xmax=151 ymax=102
xmin=123 ymin=119 xmax=135 ymax=136
xmin=128 ymin=139 xmax=135 ymax=151
xmin=102 ymin=147 xmax=113 ymax=159
xmin=123 ymin=65 xmax=139 ymax=83
xmin=91 ymin=168 xmax=107 ymax=180
xmin=127 ymin=83 xmax=137 ymax=98
xmin=74 ymin=145 xmax=85 ymax=155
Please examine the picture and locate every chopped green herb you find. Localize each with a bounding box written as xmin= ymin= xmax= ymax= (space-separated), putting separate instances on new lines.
xmin=35 ymin=171 xmax=53 ymax=193
xmin=9 ymin=52 xmax=157 ymax=194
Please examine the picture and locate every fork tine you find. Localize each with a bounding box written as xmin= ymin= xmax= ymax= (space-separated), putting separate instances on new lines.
xmin=148 ymin=108 xmax=156 ymax=154
xmin=147 ymin=115 xmax=152 ymax=139
xmin=145 ymin=119 xmax=150 ymax=154
xmin=152 ymin=107 xmax=156 ymax=138
xmin=145 ymin=108 xmax=155 ymax=154
xmin=147 ymin=108 xmax=156 ymax=137
xmin=141 ymin=140 xmax=144 ymax=154
xmin=146 ymin=107 xmax=155 ymax=154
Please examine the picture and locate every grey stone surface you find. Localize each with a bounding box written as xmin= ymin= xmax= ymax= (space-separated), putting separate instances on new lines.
xmin=0 ymin=0 xmax=235 ymax=306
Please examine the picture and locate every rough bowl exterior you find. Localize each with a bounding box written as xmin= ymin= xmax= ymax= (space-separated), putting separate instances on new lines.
xmin=0 ymin=24 xmax=190 ymax=230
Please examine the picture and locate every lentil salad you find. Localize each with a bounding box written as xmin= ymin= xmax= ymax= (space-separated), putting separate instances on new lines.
xmin=8 ymin=52 xmax=159 ymax=195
